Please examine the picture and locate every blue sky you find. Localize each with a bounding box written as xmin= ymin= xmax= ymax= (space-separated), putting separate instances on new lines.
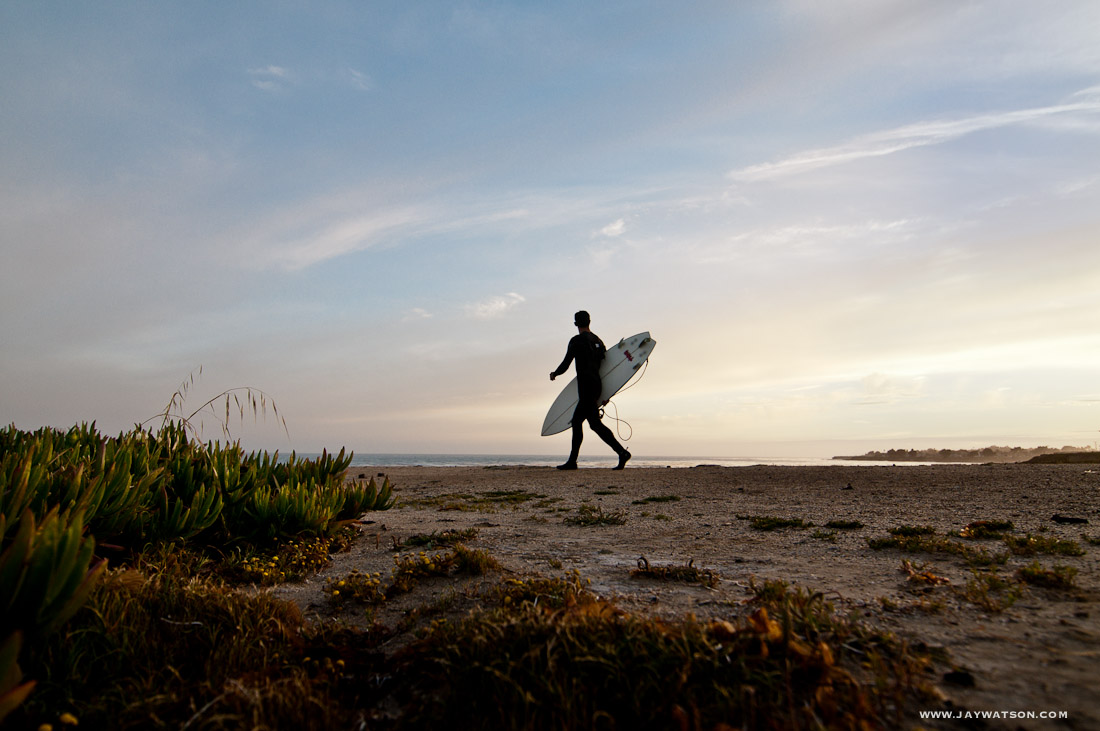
xmin=3 ymin=1 xmax=1099 ymax=458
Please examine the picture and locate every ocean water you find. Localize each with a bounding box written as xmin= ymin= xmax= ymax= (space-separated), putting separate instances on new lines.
xmin=338 ymin=454 xmax=882 ymax=469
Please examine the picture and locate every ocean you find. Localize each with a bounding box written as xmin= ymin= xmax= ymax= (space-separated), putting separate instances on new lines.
xmin=338 ymin=454 xmax=872 ymax=468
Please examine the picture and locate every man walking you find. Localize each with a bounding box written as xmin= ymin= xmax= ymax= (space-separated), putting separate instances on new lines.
xmin=550 ymin=311 xmax=631 ymax=470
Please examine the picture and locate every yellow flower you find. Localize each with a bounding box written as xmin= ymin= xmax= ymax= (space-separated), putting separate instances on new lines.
xmin=37 ymin=724 xmax=53 ymax=731
xmin=332 ymin=590 xmax=340 ymax=596
xmin=60 ymin=713 xmax=79 ymax=726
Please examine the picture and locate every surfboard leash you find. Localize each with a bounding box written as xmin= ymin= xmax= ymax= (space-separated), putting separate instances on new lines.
xmin=600 ymin=400 xmax=633 ymax=442
xmin=601 ymin=358 xmax=648 ymax=441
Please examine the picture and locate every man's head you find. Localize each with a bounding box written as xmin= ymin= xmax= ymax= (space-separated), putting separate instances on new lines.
xmin=573 ymin=310 xmax=591 ymax=329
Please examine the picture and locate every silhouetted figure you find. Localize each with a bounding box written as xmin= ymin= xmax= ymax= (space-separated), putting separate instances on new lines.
xmin=550 ymin=311 xmax=631 ymax=470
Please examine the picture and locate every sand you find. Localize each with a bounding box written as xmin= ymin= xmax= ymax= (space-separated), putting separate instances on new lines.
xmin=273 ymin=463 xmax=1100 ymax=729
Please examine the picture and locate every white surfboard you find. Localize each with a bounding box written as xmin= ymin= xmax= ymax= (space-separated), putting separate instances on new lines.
xmin=541 ymin=332 xmax=655 ymax=436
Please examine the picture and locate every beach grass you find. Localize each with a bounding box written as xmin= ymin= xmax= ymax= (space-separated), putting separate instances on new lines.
xmin=564 ymin=504 xmax=628 ymax=526
xmin=1015 ymin=561 xmax=1079 ymax=590
xmin=632 ymin=493 xmax=681 ymax=505
xmin=958 ymin=520 xmax=1014 ymax=539
xmin=955 ymin=570 xmax=1022 ymax=612
xmin=1003 ymin=533 xmax=1085 ymax=557
xmin=631 ymin=556 xmax=720 ymax=587
xmin=868 ymin=530 xmax=1010 ymax=567
xmin=824 ymin=519 xmax=864 ymax=530
xmin=388 ymin=575 xmax=933 ymax=730
xmin=741 ymin=515 xmax=812 ymax=531
xmin=401 ymin=527 xmax=480 ymax=549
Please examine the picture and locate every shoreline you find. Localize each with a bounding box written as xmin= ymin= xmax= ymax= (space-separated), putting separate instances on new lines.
xmin=342 ymin=454 xmax=958 ymax=468
xmin=276 ymin=464 xmax=1099 ymax=729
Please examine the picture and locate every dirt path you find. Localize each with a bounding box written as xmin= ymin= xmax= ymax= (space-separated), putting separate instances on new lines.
xmin=273 ymin=464 xmax=1100 ymax=729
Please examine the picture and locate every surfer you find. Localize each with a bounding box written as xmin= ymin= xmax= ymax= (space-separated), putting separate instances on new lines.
xmin=550 ymin=311 xmax=631 ymax=470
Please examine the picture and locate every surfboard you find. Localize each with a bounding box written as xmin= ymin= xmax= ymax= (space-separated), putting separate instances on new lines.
xmin=541 ymin=331 xmax=656 ymax=436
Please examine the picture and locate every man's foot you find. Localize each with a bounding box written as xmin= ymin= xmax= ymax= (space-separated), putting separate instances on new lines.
xmin=556 ymin=462 xmax=578 ymax=470
xmin=612 ymin=451 xmax=631 ymax=470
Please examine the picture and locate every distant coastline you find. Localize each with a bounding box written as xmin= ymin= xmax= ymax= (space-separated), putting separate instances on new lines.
xmin=1024 ymin=450 xmax=1100 ymax=464
xmin=834 ymin=445 xmax=1097 ymax=464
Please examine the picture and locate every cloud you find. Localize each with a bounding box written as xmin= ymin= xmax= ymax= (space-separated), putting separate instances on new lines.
xmin=465 ymin=292 xmax=526 ymax=319
xmin=254 ymin=206 xmax=426 ymax=270
xmin=600 ymin=218 xmax=626 ymax=237
xmin=1070 ymin=84 xmax=1100 ymax=103
xmin=404 ymin=307 xmax=433 ymax=321
xmin=689 ymin=218 xmax=918 ymax=265
xmin=855 ymin=373 xmax=927 ymax=406
xmin=349 ymin=68 xmax=373 ymax=91
xmin=729 ymin=94 xmax=1100 ymax=182
xmin=248 ymin=65 xmax=290 ymax=91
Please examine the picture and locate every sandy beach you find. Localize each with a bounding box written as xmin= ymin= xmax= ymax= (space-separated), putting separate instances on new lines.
xmin=275 ymin=463 xmax=1100 ymax=729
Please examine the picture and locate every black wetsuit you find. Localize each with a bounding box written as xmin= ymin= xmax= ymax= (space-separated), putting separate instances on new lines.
xmin=552 ymin=332 xmax=627 ymax=463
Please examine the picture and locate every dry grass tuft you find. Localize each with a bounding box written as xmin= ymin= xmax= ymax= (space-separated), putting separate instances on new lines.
xmin=631 ymin=556 xmax=719 ymax=588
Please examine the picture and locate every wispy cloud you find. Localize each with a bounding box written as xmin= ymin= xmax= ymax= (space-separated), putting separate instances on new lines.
xmin=248 ymin=65 xmax=291 ymax=91
xmin=690 ymin=219 xmax=918 ymax=265
xmin=348 ymin=68 xmax=372 ymax=91
xmin=403 ymin=307 xmax=433 ymax=321
xmin=465 ymin=292 xmax=526 ymax=319
xmin=729 ymin=94 xmax=1100 ymax=182
xmin=262 ymin=206 xmax=426 ymax=270
xmin=854 ymin=373 xmax=927 ymax=406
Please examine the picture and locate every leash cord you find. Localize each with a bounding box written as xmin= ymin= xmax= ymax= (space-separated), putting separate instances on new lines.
xmin=599 ymin=360 xmax=648 ymax=441
xmin=600 ymin=400 xmax=633 ymax=442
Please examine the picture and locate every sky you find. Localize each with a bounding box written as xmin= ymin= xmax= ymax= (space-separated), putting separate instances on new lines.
xmin=2 ymin=1 xmax=1099 ymax=459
